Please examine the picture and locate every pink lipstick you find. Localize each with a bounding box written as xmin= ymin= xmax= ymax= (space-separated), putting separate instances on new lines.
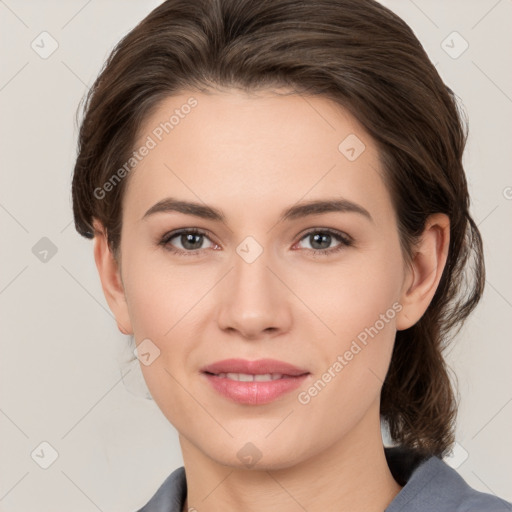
xmin=201 ymin=358 xmax=310 ymax=405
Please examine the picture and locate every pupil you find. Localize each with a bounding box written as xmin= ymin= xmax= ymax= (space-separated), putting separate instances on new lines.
xmin=182 ymin=233 xmax=202 ymax=250
xmin=311 ymin=233 xmax=331 ymax=250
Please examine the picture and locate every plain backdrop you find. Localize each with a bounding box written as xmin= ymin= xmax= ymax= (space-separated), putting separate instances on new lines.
xmin=0 ymin=0 xmax=511 ymax=510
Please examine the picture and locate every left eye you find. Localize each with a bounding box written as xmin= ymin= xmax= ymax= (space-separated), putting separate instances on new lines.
xmin=295 ymin=229 xmax=352 ymax=253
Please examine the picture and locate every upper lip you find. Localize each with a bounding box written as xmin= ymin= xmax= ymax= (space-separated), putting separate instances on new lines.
xmin=201 ymin=358 xmax=309 ymax=376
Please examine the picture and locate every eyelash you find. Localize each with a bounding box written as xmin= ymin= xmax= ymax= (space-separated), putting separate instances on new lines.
xmin=158 ymin=228 xmax=353 ymax=257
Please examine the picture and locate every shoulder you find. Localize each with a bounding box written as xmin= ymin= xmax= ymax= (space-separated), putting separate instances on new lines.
xmin=135 ymin=466 xmax=187 ymax=512
xmin=385 ymin=447 xmax=512 ymax=512
xmin=135 ymin=452 xmax=512 ymax=512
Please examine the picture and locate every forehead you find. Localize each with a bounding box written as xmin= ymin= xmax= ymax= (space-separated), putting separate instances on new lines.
xmin=123 ymin=88 xmax=391 ymax=222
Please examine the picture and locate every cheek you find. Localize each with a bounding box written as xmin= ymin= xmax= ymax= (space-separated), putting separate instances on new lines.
xmin=291 ymin=247 xmax=403 ymax=345
xmin=122 ymin=252 xmax=208 ymax=423
xmin=292 ymin=260 xmax=401 ymax=436
xmin=121 ymin=246 xmax=212 ymax=338
xmin=288 ymin=243 xmax=403 ymax=413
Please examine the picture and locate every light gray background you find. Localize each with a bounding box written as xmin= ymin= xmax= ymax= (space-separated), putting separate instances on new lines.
xmin=1 ymin=0 xmax=511 ymax=510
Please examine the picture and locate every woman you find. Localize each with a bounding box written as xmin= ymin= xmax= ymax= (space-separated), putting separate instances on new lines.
xmin=71 ymin=0 xmax=511 ymax=510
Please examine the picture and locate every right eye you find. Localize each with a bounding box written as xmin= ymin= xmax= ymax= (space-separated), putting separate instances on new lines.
xmin=159 ymin=228 xmax=218 ymax=255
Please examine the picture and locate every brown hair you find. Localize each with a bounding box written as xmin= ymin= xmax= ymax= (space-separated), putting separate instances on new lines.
xmin=71 ymin=0 xmax=485 ymax=457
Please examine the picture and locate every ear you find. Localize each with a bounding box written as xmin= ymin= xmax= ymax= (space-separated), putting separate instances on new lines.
xmin=92 ymin=219 xmax=133 ymax=335
xmin=396 ymin=213 xmax=450 ymax=331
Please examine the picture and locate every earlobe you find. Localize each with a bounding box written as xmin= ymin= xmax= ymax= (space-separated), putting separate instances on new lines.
xmin=396 ymin=213 xmax=450 ymax=331
xmin=92 ymin=219 xmax=133 ymax=335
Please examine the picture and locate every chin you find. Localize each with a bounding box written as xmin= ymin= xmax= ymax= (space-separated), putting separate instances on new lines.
xmin=204 ymin=440 xmax=309 ymax=473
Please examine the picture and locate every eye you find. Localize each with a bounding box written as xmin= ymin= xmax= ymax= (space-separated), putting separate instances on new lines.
xmin=294 ymin=228 xmax=353 ymax=255
xmin=159 ymin=228 xmax=217 ymax=255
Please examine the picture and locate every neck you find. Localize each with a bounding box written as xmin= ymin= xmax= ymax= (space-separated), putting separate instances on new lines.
xmin=180 ymin=411 xmax=402 ymax=512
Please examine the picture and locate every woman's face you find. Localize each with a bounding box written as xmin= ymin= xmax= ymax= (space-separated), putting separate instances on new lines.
xmin=114 ymin=88 xmax=410 ymax=469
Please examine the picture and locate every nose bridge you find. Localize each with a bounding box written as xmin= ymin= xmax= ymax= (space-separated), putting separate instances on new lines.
xmin=216 ymin=237 xmax=291 ymax=337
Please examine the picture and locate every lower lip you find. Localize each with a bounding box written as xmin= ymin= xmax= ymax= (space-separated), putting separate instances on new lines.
xmin=203 ymin=373 xmax=309 ymax=405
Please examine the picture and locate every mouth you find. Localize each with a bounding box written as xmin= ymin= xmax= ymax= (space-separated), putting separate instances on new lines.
xmin=200 ymin=358 xmax=310 ymax=405
xmin=205 ymin=372 xmax=291 ymax=381
xmin=201 ymin=357 xmax=309 ymax=376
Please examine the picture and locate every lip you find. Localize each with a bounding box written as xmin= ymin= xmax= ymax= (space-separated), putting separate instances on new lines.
xmin=201 ymin=358 xmax=310 ymax=405
xmin=201 ymin=358 xmax=309 ymax=376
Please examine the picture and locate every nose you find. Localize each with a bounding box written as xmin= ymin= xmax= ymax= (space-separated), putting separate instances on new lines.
xmin=216 ymin=249 xmax=293 ymax=340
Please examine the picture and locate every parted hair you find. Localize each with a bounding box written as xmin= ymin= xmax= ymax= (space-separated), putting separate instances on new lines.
xmin=71 ymin=0 xmax=485 ymax=457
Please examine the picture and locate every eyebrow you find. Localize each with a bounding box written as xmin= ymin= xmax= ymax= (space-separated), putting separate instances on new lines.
xmin=142 ymin=197 xmax=373 ymax=224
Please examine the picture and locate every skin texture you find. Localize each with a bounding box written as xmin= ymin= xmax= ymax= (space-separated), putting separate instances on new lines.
xmin=93 ymin=88 xmax=450 ymax=512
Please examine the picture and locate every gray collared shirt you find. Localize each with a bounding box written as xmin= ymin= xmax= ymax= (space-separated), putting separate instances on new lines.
xmin=136 ymin=447 xmax=512 ymax=511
